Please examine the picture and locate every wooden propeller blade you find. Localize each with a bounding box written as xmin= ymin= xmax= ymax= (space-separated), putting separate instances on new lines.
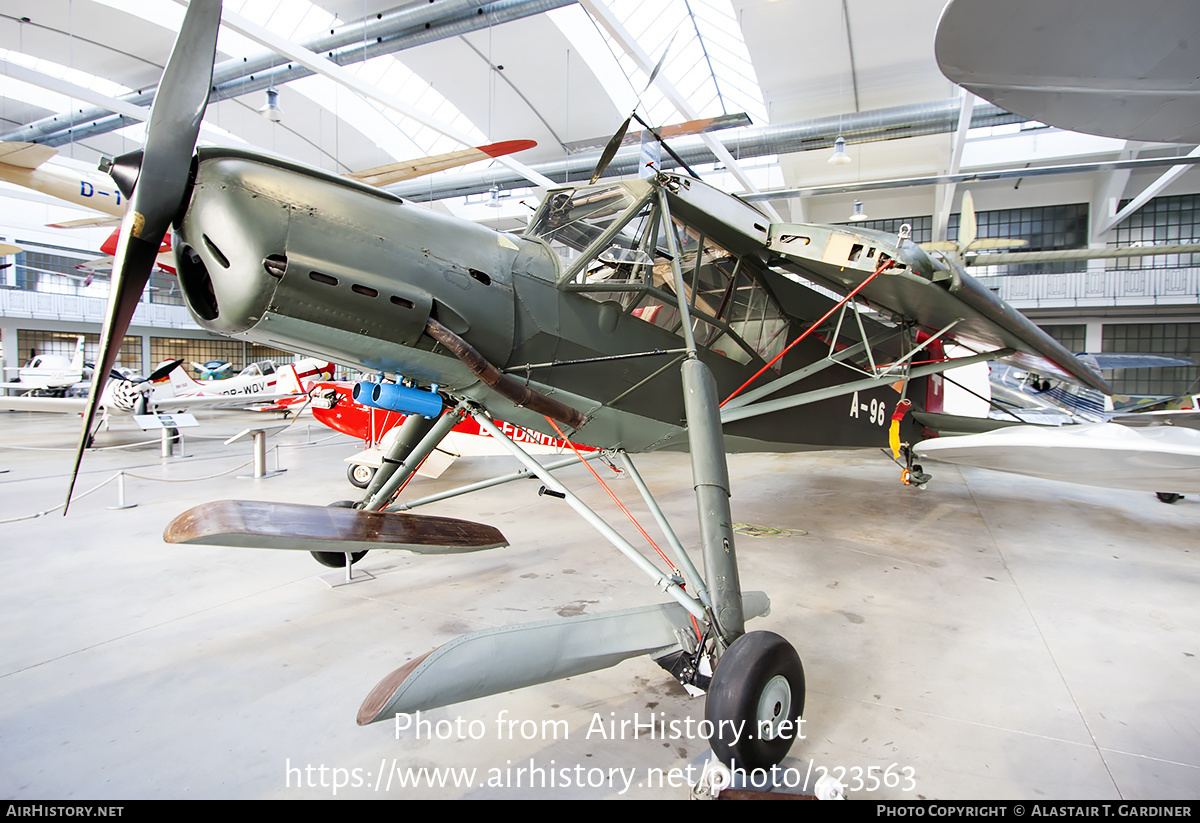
xmin=564 ymin=112 xmax=751 ymax=154
xmin=348 ymin=139 xmax=537 ymax=187
xmin=164 ymin=500 xmax=508 ymax=554
xmin=590 ymin=116 xmax=633 ymax=184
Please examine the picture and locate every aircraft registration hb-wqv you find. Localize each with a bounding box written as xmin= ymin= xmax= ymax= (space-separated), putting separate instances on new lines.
xmin=64 ymin=0 xmax=1116 ymax=772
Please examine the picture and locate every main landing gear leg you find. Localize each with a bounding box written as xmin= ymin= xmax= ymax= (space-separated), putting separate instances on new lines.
xmin=359 ymin=411 xmax=440 ymax=504
xmin=360 ymin=401 xmax=466 ymax=513
xmin=682 ymin=358 xmax=805 ymax=771
xmin=309 ymin=401 xmax=464 ymax=569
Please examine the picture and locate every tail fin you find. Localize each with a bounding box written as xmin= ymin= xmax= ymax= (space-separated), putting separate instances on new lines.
xmin=277 ymin=364 xmax=304 ymax=395
xmin=167 ymin=361 xmax=201 ymax=394
xmin=70 ymin=336 xmax=86 ymax=371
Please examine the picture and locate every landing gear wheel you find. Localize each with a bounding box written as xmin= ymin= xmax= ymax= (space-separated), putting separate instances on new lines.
xmin=705 ymin=631 xmax=805 ymax=771
xmin=347 ymin=463 xmax=376 ymax=489
xmin=310 ymin=550 xmax=368 ymax=568
xmin=1156 ymin=492 xmax=1183 ymax=504
xmin=310 ymin=501 xmax=368 ymax=567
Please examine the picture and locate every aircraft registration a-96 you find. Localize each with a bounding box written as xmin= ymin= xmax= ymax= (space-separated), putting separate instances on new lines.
xmin=72 ymin=0 xmax=1109 ymax=771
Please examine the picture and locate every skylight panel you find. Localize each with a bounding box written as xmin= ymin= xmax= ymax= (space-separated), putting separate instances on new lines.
xmin=90 ymin=0 xmax=487 ymax=163
xmin=549 ymin=0 xmax=767 ymax=133
xmin=0 ymin=50 xmax=132 ymax=101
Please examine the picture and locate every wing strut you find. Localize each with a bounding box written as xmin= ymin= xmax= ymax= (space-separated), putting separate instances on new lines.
xmin=721 ymin=257 xmax=896 ymax=408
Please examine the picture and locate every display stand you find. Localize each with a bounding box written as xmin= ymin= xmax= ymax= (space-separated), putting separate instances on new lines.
xmin=224 ymin=424 xmax=290 ymax=479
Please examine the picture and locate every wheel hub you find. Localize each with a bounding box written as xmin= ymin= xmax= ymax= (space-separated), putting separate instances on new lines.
xmin=756 ymin=674 xmax=791 ymax=740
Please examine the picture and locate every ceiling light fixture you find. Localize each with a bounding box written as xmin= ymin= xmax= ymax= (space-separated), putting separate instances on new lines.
xmin=828 ymin=135 xmax=851 ymax=165
xmin=849 ymin=199 xmax=869 ymax=221
xmin=258 ymin=88 xmax=283 ymax=123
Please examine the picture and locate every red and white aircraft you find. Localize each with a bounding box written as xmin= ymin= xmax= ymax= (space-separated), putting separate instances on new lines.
xmin=306 ymin=381 xmax=595 ymax=487
xmin=0 ymin=358 xmax=332 ymax=420
xmin=158 ymin=358 xmax=332 ymax=406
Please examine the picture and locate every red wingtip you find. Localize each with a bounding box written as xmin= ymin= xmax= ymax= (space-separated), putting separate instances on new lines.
xmin=479 ymin=139 xmax=537 ymax=158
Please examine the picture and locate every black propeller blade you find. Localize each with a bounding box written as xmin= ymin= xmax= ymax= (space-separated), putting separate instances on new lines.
xmin=589 ymin=34 xmax=675 ymax=185
xmin=146 ymin=359 xmax=186 ymax=383
xmin=65 ymin=0 xmax=222 ymax=512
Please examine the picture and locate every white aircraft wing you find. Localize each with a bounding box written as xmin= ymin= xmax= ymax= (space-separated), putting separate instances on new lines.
xmin=0 ymin=395 xmax=87 ymax=413
xmin=914 ymin=422 xmax=1200 ymax=493
xmin=151 ymin=391 xmax=303 ymax=410
xmin=0 ymin=389 xmax=301 ymax=414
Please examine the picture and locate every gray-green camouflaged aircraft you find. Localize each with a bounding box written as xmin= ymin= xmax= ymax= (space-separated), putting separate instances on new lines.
xmin=67 ymin=0 xmax=1107 ymax=771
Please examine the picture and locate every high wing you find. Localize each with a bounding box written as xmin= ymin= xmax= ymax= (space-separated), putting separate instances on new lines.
xmin=765 ymin=223 xmax=1110 ymax=393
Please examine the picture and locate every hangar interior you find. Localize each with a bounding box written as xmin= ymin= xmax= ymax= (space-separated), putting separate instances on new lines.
xmin=0 ymin=0 xmax=1198 ymax=801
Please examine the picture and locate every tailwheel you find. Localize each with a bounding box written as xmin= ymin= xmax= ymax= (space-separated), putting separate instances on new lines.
xmin=311 ymin=501 xmax=368 ymax=567
xmin=704 ymin=631 xmax=805 ymax=770
xmin=1156 ymin=492 xmax=1183 ymax=504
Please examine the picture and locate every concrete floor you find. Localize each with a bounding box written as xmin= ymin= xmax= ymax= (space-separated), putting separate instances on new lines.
xmin=0 ymin=408 xmax=1197 ymax=800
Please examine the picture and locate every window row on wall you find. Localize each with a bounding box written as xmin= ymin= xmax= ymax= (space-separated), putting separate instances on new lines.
xmin=850 ymin=196 xmax=1200 ymax=275
xmin=1111 ymin=193 xmax=1200 ymax=270
xmin=13 ymin=330 xmax=143 ymax=374
xmin=5 ymin=251 xmax=183 ymax=305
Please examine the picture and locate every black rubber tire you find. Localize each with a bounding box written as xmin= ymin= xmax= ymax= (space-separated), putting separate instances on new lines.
xmin=705 ymin=631 xmax=805 ymax=771
xmin=310 ymin=550 xmax=368 ymax=568
xmin=311 ymin=501 xmax=368 ymax=567
xmin=347 ymin=463 xmax=376 ymax=489
xmin=1156 ymin=492 xmax=1183 ymax=504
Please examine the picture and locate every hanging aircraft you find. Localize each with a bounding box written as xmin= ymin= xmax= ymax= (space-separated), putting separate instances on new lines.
xmin=934 ymin=0 xmax=1200 ymax=144
xmin=0 ymin=137 xmax=537 ymax=224
xmin=64 ymin=0 xmax=1119 ymax=772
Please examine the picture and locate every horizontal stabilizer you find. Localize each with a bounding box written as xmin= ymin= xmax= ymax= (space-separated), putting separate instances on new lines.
xmin=358 ymin=592 xmax=770 ymax=725
xmin=1083 ymin=352 xmax=1194 ymax=371
xmin=164 ymin=500 xmax=507 ymax=554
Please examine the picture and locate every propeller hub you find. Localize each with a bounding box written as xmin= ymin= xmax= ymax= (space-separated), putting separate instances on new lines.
xmin=109 ymin=150 xmax=144 ymax=200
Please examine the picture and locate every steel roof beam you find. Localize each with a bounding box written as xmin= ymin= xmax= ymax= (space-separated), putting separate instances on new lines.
xmin=3 ymin=0 xmax=576 ymax=148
